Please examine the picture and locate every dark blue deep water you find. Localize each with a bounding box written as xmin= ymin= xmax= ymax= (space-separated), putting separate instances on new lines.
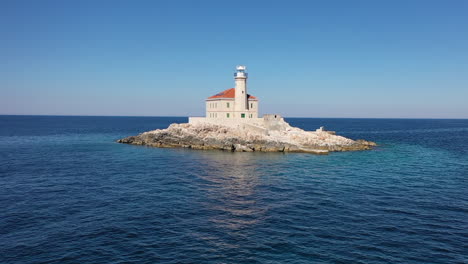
xmin=1 ymin=116 xmax=467 ymax=264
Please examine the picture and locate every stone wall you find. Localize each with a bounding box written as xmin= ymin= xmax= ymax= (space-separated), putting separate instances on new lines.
xmin=262 ymin=114 xmax=290 ymax=131
xmin=188 ymin=114 xmax=288 ymax=132
xmin=188 ymin=117 xmax=265 ymax=128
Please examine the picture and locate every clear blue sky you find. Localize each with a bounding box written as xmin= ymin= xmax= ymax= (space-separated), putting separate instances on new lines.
xmin=1 ymin=0 xmax=467 ymax=118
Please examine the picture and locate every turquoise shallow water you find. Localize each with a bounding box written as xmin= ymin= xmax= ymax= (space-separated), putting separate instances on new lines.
xmin=0 ymin=116 xmax=467 ymax=263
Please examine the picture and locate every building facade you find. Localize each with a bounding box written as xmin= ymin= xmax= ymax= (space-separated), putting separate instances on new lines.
xmin=205 ymin=66 xmax=259 ymax=119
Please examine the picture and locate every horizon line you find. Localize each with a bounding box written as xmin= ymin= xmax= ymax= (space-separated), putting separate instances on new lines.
xmin=1 ymin=114 xmax=467 ymax=120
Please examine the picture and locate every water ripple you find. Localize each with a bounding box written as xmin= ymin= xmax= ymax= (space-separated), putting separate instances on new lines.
xmin=1 ymin=116 xmax=467 ymax=263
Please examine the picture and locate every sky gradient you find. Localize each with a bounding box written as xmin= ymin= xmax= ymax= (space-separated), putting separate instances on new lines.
xmin=2 ymin=0 xmax=467 ymax=118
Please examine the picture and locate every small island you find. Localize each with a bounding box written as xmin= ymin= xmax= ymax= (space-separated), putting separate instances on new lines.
xmin=118 ymin=66 xmax=376 ymax=154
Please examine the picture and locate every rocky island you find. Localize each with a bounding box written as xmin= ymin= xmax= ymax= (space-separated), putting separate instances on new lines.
xmin=117 ymin=115 xmax=376 ymax=155
xmin=118 ymin=66 xmax=376 ymax=154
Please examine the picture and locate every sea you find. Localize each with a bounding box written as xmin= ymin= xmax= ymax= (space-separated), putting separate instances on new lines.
xmin=0 ymin=115 xmax=467 ymax=264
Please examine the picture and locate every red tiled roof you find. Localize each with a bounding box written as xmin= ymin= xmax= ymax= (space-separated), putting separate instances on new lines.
xmin=207 ymin=88 xmax=257 ymax=100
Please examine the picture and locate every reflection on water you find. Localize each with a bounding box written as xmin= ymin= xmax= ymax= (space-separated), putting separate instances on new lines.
xmin=194 ymin=152 xmax=284 ymax=231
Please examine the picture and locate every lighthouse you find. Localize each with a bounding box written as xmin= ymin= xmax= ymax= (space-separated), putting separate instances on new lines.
xmin=202 ymin=65 xmax=259 ymax=121
xmin=234 ymin=65 xmax=248 ymax=112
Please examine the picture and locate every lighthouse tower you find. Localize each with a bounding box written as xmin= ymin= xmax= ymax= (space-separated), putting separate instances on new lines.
xmin=234 ymin=65 xmax=248 ymax=112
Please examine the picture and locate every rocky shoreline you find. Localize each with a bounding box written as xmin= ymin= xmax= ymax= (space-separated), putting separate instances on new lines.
xmin=117 ymin=120 xmax=376 ymax=155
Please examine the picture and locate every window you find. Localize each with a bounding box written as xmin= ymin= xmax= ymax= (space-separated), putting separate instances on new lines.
xmin=241 ymin=113 xmax=245 ymax=118
xmin=227 ymin=102 xmax=230 ymax=108
xmin=251 ymin=103 xmax=253 ymax=108
xmin=227 ymin=113 xmax=230 ymax=118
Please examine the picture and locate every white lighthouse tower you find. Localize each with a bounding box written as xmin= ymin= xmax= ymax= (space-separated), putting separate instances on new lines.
xmin=234 ymin=65 xmax=248 ymax=112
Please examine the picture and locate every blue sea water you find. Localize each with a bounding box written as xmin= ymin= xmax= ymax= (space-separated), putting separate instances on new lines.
xmin=0 ymin=115 xmax=467 ymax=264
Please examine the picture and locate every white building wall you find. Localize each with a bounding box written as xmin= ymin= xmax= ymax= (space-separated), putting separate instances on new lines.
xmin=206 ymin=99 xmax=235 ymax=119
xmin=206 ymin=99 xmax=258 ymax=119
xmin=247 ymin=100 xmax=258 ymax=118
